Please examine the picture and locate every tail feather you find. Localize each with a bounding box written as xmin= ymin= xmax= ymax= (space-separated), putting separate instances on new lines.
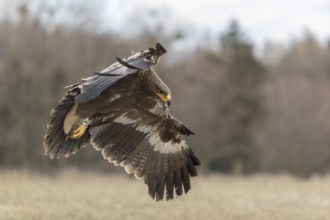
xmin=43 ymin=89 xmax=90 ymax=159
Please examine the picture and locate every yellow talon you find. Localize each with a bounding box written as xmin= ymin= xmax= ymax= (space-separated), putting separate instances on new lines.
xmin=69 ymin=124 xmax=87 ymax=139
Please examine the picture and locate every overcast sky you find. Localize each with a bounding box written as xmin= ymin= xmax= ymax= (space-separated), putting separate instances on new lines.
xmin=104 ymin=0 xmax=330 ymax=47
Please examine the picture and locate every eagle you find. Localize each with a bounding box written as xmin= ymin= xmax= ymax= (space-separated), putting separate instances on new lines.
xmin=43 ymin=43 xmax=200 ymax=201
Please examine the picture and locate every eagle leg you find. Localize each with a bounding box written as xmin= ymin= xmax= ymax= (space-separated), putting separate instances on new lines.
xmin=69 ymin=124 xmax=88 ymax=139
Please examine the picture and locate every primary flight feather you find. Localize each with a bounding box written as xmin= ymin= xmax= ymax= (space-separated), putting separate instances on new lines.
xmin=43 ymin=43 xmax=201 ymax=201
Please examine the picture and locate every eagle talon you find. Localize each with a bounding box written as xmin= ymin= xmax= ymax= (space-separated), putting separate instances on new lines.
xmin=69 ymin=124 xmax=87 ymax=139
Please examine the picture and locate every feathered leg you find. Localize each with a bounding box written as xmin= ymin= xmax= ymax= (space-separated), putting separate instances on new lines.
xmin=43 ymin=88 xmax=91 ymax=159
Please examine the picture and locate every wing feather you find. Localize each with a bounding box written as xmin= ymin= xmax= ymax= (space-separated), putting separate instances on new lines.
xmin=181 ymin=165 xmax=191 ymax=194
xmin=70 ymin=45 xmax=165 ymax=104
xmin=76 ymin=75 xmax=125 ymax=104
xmin=133 ymin=138 xmax=153 ymax=179
xmin=90 ymin=100 xmax=200 ymax=201
xmin=165 ymin=156 xmax=175 ymax=200
xmin=173 ymin=164 xmax=183 ymax=196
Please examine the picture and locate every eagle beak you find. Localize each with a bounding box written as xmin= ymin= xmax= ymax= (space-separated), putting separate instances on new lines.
xmin=157 ymin=93 xmax=171 ymax=104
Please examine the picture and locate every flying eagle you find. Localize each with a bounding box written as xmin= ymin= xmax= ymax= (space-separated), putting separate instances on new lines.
xmin=43 ymin=43 xmax=200 ymax=201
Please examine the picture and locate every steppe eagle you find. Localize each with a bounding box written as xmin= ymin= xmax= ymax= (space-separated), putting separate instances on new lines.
xmin=43 ymin=43 xmax=201 ymax=201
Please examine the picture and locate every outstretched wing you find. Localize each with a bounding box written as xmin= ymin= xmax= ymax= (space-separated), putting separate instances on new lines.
xmin=44 ymin=43 xmax=167 ymax=161
xmin=70 ymin=43 xmax=167 ymax=104
xmin=90 ymin=97 xmax=200 ymax=201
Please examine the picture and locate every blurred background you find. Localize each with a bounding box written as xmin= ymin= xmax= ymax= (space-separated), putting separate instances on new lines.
xmin=1 ymin=0 xmax=330 ymax=178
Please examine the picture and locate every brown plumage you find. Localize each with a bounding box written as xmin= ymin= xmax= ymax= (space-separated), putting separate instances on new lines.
xmin=43 ymin=43 xmax=200 ymax=201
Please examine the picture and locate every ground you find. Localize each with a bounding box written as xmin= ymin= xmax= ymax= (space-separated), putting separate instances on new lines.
xmin=0 ymin=170 xmax=329 ymax=220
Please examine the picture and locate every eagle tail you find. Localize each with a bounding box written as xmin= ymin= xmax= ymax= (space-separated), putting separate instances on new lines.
xmin=43 ymin=88 xmax=91 ymax=160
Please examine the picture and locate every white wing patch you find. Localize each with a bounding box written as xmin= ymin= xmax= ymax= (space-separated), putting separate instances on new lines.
xmin=113 ymin=113 xmax=138 ymax=125
xmin=113 ymin=113 xmax=156 ymax=134
xmin=112 ymin=113 xmax=186 ymax=154
xmin=148 ymin=133 xmax=188 ymax=154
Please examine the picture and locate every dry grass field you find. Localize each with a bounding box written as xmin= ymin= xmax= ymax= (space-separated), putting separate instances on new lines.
xmin=0 ymin=170 xmax=329 ymax=220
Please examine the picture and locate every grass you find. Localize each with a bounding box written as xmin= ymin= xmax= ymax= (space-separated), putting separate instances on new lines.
xmin=0 ymin=170 xmax=330 ymax=220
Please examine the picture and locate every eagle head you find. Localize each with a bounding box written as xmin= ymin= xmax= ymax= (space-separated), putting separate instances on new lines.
xmin=156 ymin=85 xmax=172 ymax=107
xmin=144 ymin=69 xmax=172 ymax=106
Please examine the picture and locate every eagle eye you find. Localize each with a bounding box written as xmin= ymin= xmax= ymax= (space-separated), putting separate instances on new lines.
xmin=157 ymin=88 xmax=165 ymax=95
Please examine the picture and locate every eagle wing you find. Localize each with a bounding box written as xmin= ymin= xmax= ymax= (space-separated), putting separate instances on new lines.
xmin=43 ymin=43 xmax=164 ymax=160
xmin=70 ymin=43 xmax=166 ymax=104
xmin=90 ymin=96 xmax=200 ymax=201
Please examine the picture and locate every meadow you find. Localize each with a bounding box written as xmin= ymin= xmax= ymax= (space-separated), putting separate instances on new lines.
xmin=0 ymin=170 xmax=329 ymax=220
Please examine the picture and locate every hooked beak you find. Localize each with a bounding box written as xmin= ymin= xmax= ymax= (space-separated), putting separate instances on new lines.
xmin=157 ymin=93 xmax=171 ymax=105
